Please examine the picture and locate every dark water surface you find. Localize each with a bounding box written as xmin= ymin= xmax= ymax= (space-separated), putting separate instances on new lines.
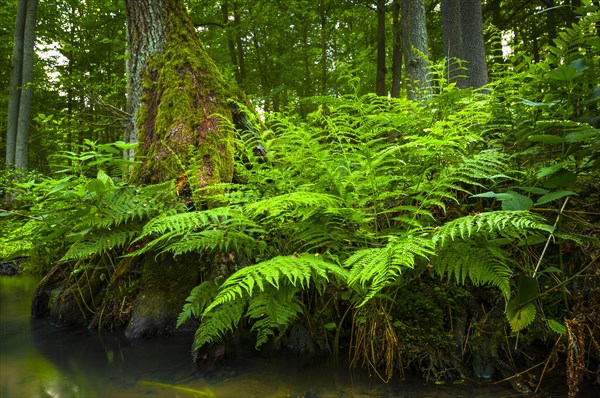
xmin=0 ymin=275 xmax=584 ymax=398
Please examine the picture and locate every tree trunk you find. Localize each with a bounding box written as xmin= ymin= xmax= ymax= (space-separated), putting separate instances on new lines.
xmin=375 ymin=0 xmax=386 ymax=96
xmin=441 ymin=0 xmax=488 ymax=89
xmin=391 ymin=0 xmax=402 ymax=98
xmin=460 ymin=0 xmax=488 ymax=88
xmin=222 ymin=1 xmax=241 ymax=85
xmin=400 ymin=0 xmax=431 ymax=100
xmin=441 ymin=0 xmax=465 ymax=87
xmin=6 ymin=0 xmax=37 ymax=170
xmin=125 ymin=0 xmax=236 ymax=185
xmin=320 ymin=0 xmax=328 ymax=95
xmin=233 ymin=3 xmax=246 ymax=83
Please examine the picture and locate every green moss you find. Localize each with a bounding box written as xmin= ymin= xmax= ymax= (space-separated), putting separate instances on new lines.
xmin=125 ymin=253 xmax=200 ymax=337
xmin=130 ymin=12 xmax=237 ymax=190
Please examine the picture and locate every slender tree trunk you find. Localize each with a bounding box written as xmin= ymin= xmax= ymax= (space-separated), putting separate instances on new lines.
xmin=391 ymin=0 xmax=402 ymax=98
xmin=233 ymin=3 xmax=246 ymax=82
xmin=6 ymin=0 xmax=26 ymax=168
xmin=376 ymin=0 xmax=386 ymax=96
xmin=6 ymin=0 xmax=37 ymax=170
xmin=320 ymin=0 xmax=328 ymax=95
xmin=460 ymin=0 xmax=488 ymax=88
xmin=400 ymin=0 xmax=431 ymax=100
xmin=545 ymin=0 xmax=557 ymax=42
xmin=222 ymin=1 xmax=241 ymax=85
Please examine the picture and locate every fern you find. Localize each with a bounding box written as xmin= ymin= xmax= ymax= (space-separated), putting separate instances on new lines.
xmin=204 ymin=254 xmax=346 ymax=313
xmin=245 ymin=192 xmax=343 ymax=220
xmin=247 ymin=285 xmax=303 ymax=348
xmin=177 ymin=280 xmax=219 ymax=327
xmin=432 ymin=211 xmax=555 ymax=246
xmin=193 ymin=298 xmax=248 ymax=350
xmin=61 ymin=228 xmax=140 ymax=261
xmin=131 ymin=207 xmax=263 ymax=257
xmin=346 ymin=234 xmax=435 ymax=306
xmin=191 ymin=254 xmax=346 ymax=349
xmin=433 ymin=239 xmax=513 ymax=299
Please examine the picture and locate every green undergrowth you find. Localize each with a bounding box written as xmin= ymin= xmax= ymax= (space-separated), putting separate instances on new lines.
xmin=1 ymin=11 xmax=599 ymax=393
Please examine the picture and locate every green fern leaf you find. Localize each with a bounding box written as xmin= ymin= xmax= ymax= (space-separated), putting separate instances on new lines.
xmin=193 ymin=298 xmax=247 ymax=350
xmin=247 ymin=285 xmax=303 ymax=348
xmin=346 ymin=234 xmax=434 ymax=306
xmin=433 ymin=240 xmax=512 ymax=298
xmin=204 ymin=254 xmax=346 ymax=314
xmin=177 ymin=281 xmax=219 ymax=328
xmin=432 ymin=211 xmax=554 ymax=246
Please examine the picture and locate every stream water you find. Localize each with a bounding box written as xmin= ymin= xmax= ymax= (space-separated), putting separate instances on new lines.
xmin=0 ymin=275 xmax=589 ymax=398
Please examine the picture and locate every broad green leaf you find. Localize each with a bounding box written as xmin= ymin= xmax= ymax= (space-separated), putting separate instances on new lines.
xmin=471 ymin=192 xmax=514 ymax=200
xmin=528 ymin=135 xmax=565 ymax=145
xmin=547 ymin=319 xmax=566 ymax=334
xmin=516 ymin=276 xmax=539 ymax=306
xmin=547 ymin=65 xmax=580 ymax=81
xmin=564 ymin=128 xmax=599 ymax=143
xmin=536 ymin=161 xmax=569 ymax=178
xmin=544 ymin=170 xmax=577 ymax=189
xmin=519 ymin=98 xmax=558 ymax=107
xmin=501 ymin=191 xmax=534 ymax=211
xmin=515 ymin=186 xmax=549 ymax=195
xmin=535 ymin=190 xmax=575 ymax=205
xmin=507 ymin=300 xmax=536 ymax=333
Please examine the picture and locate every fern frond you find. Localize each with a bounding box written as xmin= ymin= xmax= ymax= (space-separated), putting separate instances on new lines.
xmin=346 ymin=234 xmax=435 ymax=306
xmin=204 ymin=254 xmax=346 ymax=314
xmin=140 ymin=207 xmax=244 ymax=237
xmin=245 ymin=192 xmax=343 ymax=219
xmin=247 ymin=285 xmax=303 ymax=348
xmin=193 ymin=298 xmax=247 ymax=350
xmin=61 ymin=227 xmax=140 ymax=261
xmin=131 ymin=207 xmax=263 ymax=256
xmin=177 ymin=280 xmax=219 ymax=327
xmin=432 ymin=211 xmax=554 ymax=246
xmin=433 ymin=240 xmax=513 ymax=298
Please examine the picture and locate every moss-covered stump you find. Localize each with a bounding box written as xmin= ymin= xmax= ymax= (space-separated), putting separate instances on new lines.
xmin=125 ymin=254 xmax=200 ymax=338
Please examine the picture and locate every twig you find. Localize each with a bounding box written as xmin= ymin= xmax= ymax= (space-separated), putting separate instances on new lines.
xmin=0 ymin=208 xmax=44 ymax=221
xmin=533 ymin=197 xmax=570 ymax=277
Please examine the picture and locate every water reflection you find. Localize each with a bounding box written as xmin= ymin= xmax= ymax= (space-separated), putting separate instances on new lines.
xmin=1 ymin=275 xmax=540 ymax=397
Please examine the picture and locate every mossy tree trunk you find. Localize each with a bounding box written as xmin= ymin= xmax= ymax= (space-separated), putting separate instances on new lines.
xmin=124 ymin=0 xmax=235 ymax=185
xmin=32 ymin=0 xmax=241 ymax=339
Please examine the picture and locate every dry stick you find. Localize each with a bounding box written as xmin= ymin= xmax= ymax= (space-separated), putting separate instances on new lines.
xmin=534 ymin=335 xmax=562 ymax=394
xmin=533 ymin=197 xmax=570 ymax=278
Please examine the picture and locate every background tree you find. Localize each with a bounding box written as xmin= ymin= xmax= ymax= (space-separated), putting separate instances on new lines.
xmin=441 ymin=0 xmax=488 ymax=88
xmin=400 ymin=0 xmax=431 ymax=99
xmin=6 ymin=0 xmax=37 ymax=170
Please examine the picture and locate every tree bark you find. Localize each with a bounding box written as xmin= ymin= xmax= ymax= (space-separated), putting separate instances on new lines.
xmin=400 ymin=0 xmax=431 ymax=100
xmin=375 ymin=0 xmax=386 ymax=96
xmin=124 ymin=0 xmax=236 ymax=185
xmin=6 ymin=0 xmax=37 ymax=170
xmin=460 ymin=0 xmax=488 ymax=88
xmin=441 ymin=0 xmax=488 ymax=89
xmin=391 ymin=0 xmax=402 ymax=98
xmin=441 ymin=0 xmax=465 ymax=87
